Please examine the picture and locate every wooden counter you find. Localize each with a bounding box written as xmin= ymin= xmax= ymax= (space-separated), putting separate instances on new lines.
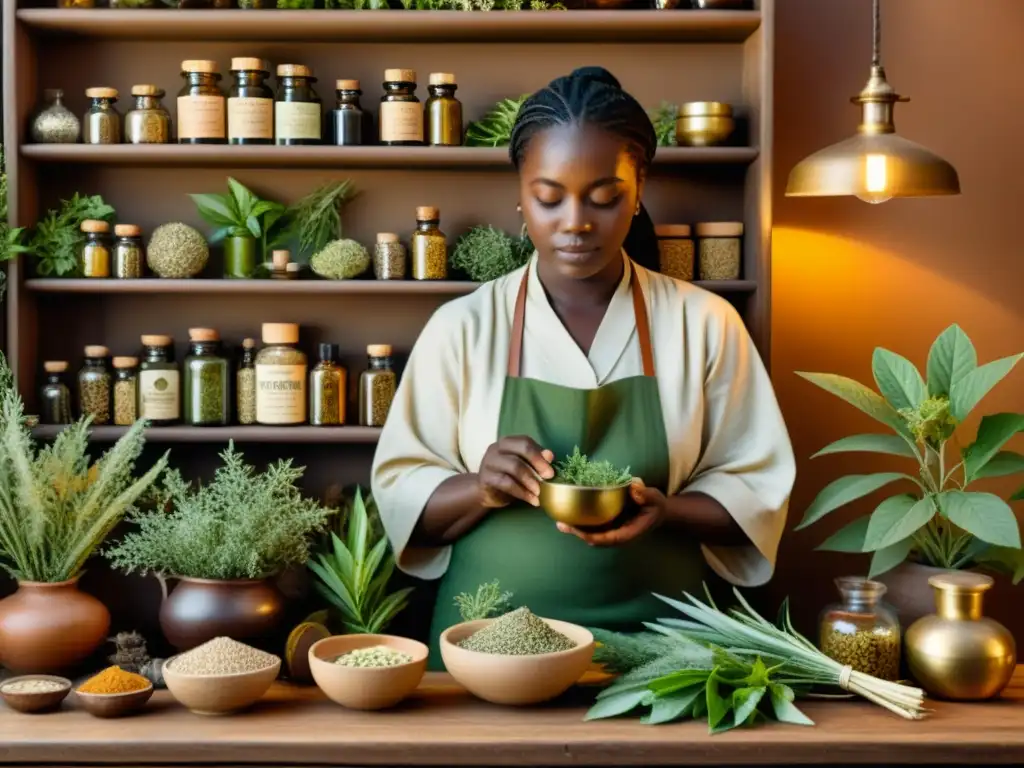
xmin=1 ymin=671 xmax=1023 ymax=767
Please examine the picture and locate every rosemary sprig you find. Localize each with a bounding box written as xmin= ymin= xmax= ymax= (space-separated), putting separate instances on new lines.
xmin=287 ymin=180 xmax=357 ymax=259
xmin=454 ymin=579 xmax=514 ymax=622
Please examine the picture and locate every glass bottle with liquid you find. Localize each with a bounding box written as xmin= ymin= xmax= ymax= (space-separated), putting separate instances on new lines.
xmin=331 ymin=79 xmax=364 ymax=146
xmin=426 ymin=73 xmax=463 ymax=146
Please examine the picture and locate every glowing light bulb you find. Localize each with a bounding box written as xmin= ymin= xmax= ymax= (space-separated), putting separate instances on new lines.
xmin=857 ymin=153 xmax=892 ymax=204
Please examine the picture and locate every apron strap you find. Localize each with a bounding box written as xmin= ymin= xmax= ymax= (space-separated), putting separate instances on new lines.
xmin=508 ymin=262 xmax=656 ymax=378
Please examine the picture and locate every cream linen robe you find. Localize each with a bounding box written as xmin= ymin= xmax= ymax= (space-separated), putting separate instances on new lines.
xmin=371 ymin=254 xmax=796 ymax=588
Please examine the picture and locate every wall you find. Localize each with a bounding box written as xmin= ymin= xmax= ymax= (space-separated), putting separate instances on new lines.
xmin=770 ymin=0 xmax=1024 ymax=629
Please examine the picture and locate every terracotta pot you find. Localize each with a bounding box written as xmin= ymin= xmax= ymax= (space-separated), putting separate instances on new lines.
xmin=159 ymin=577 xmax=286 ymax=651
xmin=0 ymin=578 xmax=111 ymax=674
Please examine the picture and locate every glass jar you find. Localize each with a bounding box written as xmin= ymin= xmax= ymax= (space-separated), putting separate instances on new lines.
xmin=359 ymin=344 xmax=397 ymax=427
xmin=58 ymin=0 xmax=95 ymax=6
xmin=331 ymin=79 xmax=364 ymax=147
xmin=379 ymin=68 xmax=423 ymax=146
xmin=819 ymin=576 xmax=901 ymax=682
xmin=229 ymin=57 xmax=274 ymax=145
xmin=138 ymin=334 xmax=180 ymax=426
xmin=426 ymin=72 xmax=462 ymax=147
xmin=30 ymin=89 xmax=80 ymax=144
xmin=655 ymin=224 xmax=694 ymax=282
xmin=411 ymin=206 xmax=447 ymax=280
xmin=113 ymin=224 xmax=145 ymax=278
xmin=125 ymin=84 xmax=171 ymax=144
xmin=255 ymin=323 xmax=307 ymax=425
xmin=177 ymin=60 xmax=226 ymax=145
xmin=83 ymin=87 xmax=121 ymax=145
xmin=695 ymin=221 xmax=742 ymax=280
xmin=237 ymin=337 xmax=257 ymax=425
xmin=184 ymin=328 xmax=230 ymax=427
xmin=80 ymin=220 xmax=111 ymax=278
xmin=275 ymin=64 xmax=322 ymax=146
xmin=78 ymin=345 xmax=111 ymax=425
xmin=112 ymin=356 xmax=139 ymax=426
xmin=40 ymin=361 xmax=73 ymax=426
xmin=374 ymin=232 xmax=407 ymax=280
xmin=310 ymin=343 xmax=346 ymax=426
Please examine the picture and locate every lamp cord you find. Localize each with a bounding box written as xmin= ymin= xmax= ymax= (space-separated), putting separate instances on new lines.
xmin=872 ymin=0 xmax=881 ymax=67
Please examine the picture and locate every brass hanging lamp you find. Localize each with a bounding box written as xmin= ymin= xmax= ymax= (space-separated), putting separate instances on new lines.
xmin=785 ymin=0 xmax=960 ymax=203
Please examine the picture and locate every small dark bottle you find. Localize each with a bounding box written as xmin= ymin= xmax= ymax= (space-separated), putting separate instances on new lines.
xmin=331 ymin=79 xmax=364 ymax=147
xmin=228 ymin=57 xmax=274 ymax=145
xmin=426 ymin=72 xmax=463 ymax=146
xmin=177 ymin=60 xmax=226 ymax=145
xmin=379 ymin=68 xmax=423 ymax=146
xmin=275 ymin=64 xmax=322 ymax=146
xmin=40 ymin=361 xmax=73 ymax=425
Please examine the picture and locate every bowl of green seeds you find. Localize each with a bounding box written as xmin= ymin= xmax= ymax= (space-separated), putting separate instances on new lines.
xmin=308 ymin=634 xmax=428 ymax=711
xmin=539 ymin=447 xmax=635 ymax=528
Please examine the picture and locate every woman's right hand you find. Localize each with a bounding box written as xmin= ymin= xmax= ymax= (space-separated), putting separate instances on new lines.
xmin=477 ymin=436 xmax=555 ymax=509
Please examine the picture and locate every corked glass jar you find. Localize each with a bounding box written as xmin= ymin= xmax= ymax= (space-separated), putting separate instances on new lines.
xmin=184 ymin=328 xmax=229 ymax=427
xmin=113 ymin=224 xmax=145 ymax=279
xmin=695 ymin=221 xmax=743 ymax=280
xmin=255 ymin=323 xmax=308 ymax=425
xmin=655 ymin=224 xmax=694 ymax=282
xmin=40 ymin=361 xmax=73 ymax=426
xmin=125 ymin=84 xmax=171 ymax=145
xmin=379 ymin=69 xmax=423 ymax=146
xmin=236 ymin=337 xmax=257 ymax=425
xmin=331 ymin=79 xmax=364 ymax=147
xmin=31 ymin=89 xmax=81 ymax=144
xmin=80 ymin=220 xmax=112 ymax=278
xmin=426 ymin=72 xmax=463 ymax=146
xmin=309 ymin=342 xmax=346 ymax=427
xmin=138 ymin=334 xmax=180 ymax=426
xmin=359 ymin=344 xmax=397 ymax=427
xmin=819 ymin=577 xmax=900 ymax=682
xmin=275 ymin=64 xmax=322 ymax=146
xmin=78 ymin=345 xmax=111 ymax=425
xmin=411 ymin=206 xmax=447 ymax=280
xmin=374 ymin=233 xmax=407 ymax=280
xmin=177 ymin=60 xmax=226 ymax=145
xmin=112 ymin=356 xmax=139 ymax=427
xmin=228 ymin=57 xmax=274 ymax=145
xmin=83 ymin=87 xmax=121 ymax=145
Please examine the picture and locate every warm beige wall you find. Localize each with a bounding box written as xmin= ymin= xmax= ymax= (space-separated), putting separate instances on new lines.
xmin=770 ymin=0 xmax=1024 ymax=627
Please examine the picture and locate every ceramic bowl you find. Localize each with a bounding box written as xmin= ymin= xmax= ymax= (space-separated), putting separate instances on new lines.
xmin=309 ymin=634 xmax=428 ymax=710
xmin=538 ymin=480 xmax=631 ymax=528
xmin=440 ymin=618 xmax=595 ymax=706
xmin=162 ymin=654 xmax=281 ymax=716
xmin=75 ymin=683 xmax=153 ymax=718
xmin=0 ymin=675 xmax=72 ymax=713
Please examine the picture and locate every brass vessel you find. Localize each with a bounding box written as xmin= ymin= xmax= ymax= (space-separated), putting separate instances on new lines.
xmin=675 ymin=102 xmax=735 ymax=147
xmin=905 ymin=571 xmax=1016 ymax=700
xmin=538 ymin=480 xmax=629 ymax=528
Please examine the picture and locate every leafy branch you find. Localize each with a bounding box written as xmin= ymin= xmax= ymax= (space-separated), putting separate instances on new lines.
xmin=465 ymin=95 xmax=530 ymax=147
xmin=26 ymin=193 xmax=115 ymax=277
xmin=287 ymin=180 xmax=358 ymax=259
xmin=454 ymin=579 xmax=514 ymax=622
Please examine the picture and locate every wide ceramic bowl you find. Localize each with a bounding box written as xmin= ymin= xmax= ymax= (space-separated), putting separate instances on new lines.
xmin=440 ymin=618 xmax=594 ymax=706
xmin=309 ymin=634 xmax=428 ymax=710
xmin=538 ymin=480 xmax=630 ymax=528
xmin=0 ymin=675 xmax=72 ymax=713
xmin=162 ymin=653 xmax=281 ymax=716
xmin=75 ymin=683 xmax=153 ymax=718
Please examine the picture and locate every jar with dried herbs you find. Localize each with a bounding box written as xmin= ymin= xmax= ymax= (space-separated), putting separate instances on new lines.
xmin=138 ymin=335 xmax=180 ymax=426
xmin=359 ymin=345 xmax=396 ymax=427
xmin=229 ymin=57 xmax=274 ymax=145
xmin=411 ymin=207 xmax=447 ymax=280
xmin=125 ymin=84 xmax=170 ymax=145
xmin=379 ymin=69 xmax=423 ymax=146
xmin=255 ymin=323 xmax=307 ymax=425
xmin=655 ymin=224 xmax=694 ymax=281
xmin=177 ymin=60 xmax=226 ymax=145
xmin=40 ymin=361 xmax=73 ymax=426
xmin=31 ymin=89 xmax=80 ymax=144
xmin=112 ymin=357 xmax=139 ymax=427
xmin=310 ymin=343 xmax=346 ymax=426
xmin=695 ymin=221 xmax=742 ymax=280
xmin=113 ymin=224 xmax=145 ymax=278
xmin=275 ymin=65 xmax=322 ymax=146
xmin=426 ymin=73 xmax=462 ymax=147
xmin=331 ymin=79 xmax=364 ymax=147
xmin=83 ymin=88 xmax=121 ymax=145
xmin=374 ymin=233 xmax=407 ymax=280
xmin=184 ymin=328 xmax=230 ymax=427
xmin=80 ymin=219 xmax=111 ymax=278
xmin=237 ymin=337 xmax=257 ymax=425
xmin=819 ymin=576 xmax=901 ymax=681
xmin=78 ymin=346 xmax=111 ymax=425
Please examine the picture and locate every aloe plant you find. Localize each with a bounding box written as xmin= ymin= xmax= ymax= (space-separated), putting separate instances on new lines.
xmin=795 ymin=324 xmax=1024 ymax=580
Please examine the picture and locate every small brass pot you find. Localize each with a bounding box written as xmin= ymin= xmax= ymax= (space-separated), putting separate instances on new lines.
xmin=676 ymin=102 xmax=735 ymax=147
xmin=538 ymin=480 xmax=630 ymax=528
xmin=905 ymin=571 xmax=1016 ymax=701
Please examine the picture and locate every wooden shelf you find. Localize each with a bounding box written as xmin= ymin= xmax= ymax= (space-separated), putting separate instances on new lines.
xmin=16 ymin=8 xmax=762 ymax=44
xmin=19 ymin=144 xmax=759 ymax=169
xmin=31 ymin=425 xmax=382 ymax=444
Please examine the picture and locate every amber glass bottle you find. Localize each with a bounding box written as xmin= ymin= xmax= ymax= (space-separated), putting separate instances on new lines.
xmin=177 ymin=60 xmax=226 ymax=144
xmin=379 ymin=69 xmax=423 ymax=146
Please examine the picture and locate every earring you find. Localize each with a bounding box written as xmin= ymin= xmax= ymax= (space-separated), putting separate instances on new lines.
xmin=516 ymin=203 xmax=522 ymax=213
xmin=634 ymin=202 xmax=641 ymax=216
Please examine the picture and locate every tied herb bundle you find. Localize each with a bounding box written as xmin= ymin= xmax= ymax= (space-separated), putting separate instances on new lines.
xmin=553 ymin=446 xmax=631 ymax=488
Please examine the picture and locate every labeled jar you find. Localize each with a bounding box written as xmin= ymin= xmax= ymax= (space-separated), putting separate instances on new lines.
xmin=255 ymin=323 xmax=307 ymax=425
xmin=31 ymin=89 xmax=81 ymax=144
xmin=655 ymin=224 xmax=694 ymax=281
xmin=112 ymin=356 xmax=139 ymax=426
xmin=229 ymin=57 xmax=274 ymax=145
xmin=78 ymin=345 xmax=111 ymax=425
xmin=184 ymin=328 xmax=229 ymax=427
xmin=113 ymin=224 xmax=145 ymax=279
xmin=331 ymin=79 xmax=364 ymax=147
xmin=696 ymin=221 xmax=742 ymax=280
xmin=177 ymin=60 xmax=226 ymax=144
xmin=411 ymin=206 xmax=447 ymax=280
xmin=426 ymin=73 xmax=462 ymax=146
xmin=374 ymin=232 xmax=407 ymax=280
xmin=80 ymin=220 xmax=111 ymax=278
xmin=125 ymin=84 xmax=171 ymax=144
xmin=40 ymin=361 xmax=73 ymax=426
xmin=820 ymin=577 xmax=900 ymax=682
xmin=359 ymin=345 xmax=397 ymax=427
xmin=83 ymin=87 xmax=121 ymax=145
xmin=310 ymin=342 xmax=346 ymax=426
xmin=275 ymin=64 xmax=322 ymax=146
xmin=138 ymin=334 xmax=180 ymax=425
xmin=379 ymin=69 xmax=423 ymax=146
xmin=237 ymin=337 xmax=257 ymax=425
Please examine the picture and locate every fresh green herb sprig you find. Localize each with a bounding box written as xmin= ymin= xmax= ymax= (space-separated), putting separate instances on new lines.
xmin=648 ymin=101 xmax=679 ymax=147
xmin=450 ymin=224 xmax=533 ymax=282
xmin=465 ymin=95 xmax=530 ymax=147
xmin=454 ymin=579 xmax=515 ymax=622
xmin=0 ymin=145 xmax=29 ymax=300
xmin=553 ymin=446 xmax=631 ymax=488
xmin=276 ymin=0 xmax=315 ymax=8
xmin=27 ymin=193 xmax=115 ymax=277
xmin=288 ymin=180 xmax=358 ymax=259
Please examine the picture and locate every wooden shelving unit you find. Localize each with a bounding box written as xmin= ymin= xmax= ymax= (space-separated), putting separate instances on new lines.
xmin=31 ymin=424 xmax=382 ymax=444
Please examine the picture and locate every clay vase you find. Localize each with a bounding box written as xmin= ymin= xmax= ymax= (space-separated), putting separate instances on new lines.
xmin=159 ymin=577 xmax=286 ymax=651
xmin=905 ymin=571 xmax=1016 ymax=701
xmin=0 ymin=578 xmax=110 ymax=674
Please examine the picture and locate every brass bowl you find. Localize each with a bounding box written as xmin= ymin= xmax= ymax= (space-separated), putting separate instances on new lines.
xmin=538 ymin=480 xmax=631 ymax=528
xmin=676 ymin=115 xmax=735 ymax=147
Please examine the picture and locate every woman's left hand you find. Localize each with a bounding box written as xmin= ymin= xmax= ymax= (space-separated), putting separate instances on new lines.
xmin=556 ymin=478 xmax=667 ymax=547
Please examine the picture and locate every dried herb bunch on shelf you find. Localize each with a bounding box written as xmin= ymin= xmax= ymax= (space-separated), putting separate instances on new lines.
xmin=450 ymin=224 xmax=533 ymax=282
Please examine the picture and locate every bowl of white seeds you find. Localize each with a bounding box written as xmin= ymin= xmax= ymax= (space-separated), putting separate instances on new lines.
xmin=0 ymin=675 xmax=72 ymax=713
xmin=309 ymin=634 xmax=427 ymax=711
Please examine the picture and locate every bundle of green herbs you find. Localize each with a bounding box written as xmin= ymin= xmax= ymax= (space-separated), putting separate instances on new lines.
xmin=450 ymin=224 xmax=533 ymax=282
xmin=288 ymin=180 xmax=358 ymax=259
xmin=465 ymin=95 xmax=530 ymax=147
xmin=25 ymin=192 xmax=115 ymax=277
xmin=459 ymin=606 xmax=576 ymax=655
xmin=648 ymin=101 xmax=679 ymax=147
xmin=553 ymin=446 xmax=631 ymax=487
xmin=454 ymin=579 xmax=515 ymax=622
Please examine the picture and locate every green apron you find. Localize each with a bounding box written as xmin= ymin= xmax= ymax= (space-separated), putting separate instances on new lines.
xmin=428 ymin=265 xmax=707 ymax=669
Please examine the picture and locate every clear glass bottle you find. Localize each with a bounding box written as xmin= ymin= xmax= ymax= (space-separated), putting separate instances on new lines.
xmin=310 ymin=343 xmax=346 ymax=426
xmin=411 ymin=206 xmax=448 ymax=280
xmin=379 ymin=69 xmax=423 ymax=146
xmin=40 ymin=361 xmax=73 ymax=425
xmin=426 ymin=72 xmax=462 ymax=146
xmin=80 ymin=220 xmax=111 ymax=278
xmin=78 ymin=345 xmax=111 ymax=425
xmin=228 ymin=57 xmax=274 ymax=145
xmin=112 ymin=356 xmax=139 ymax=426
xmin=184 ymin=328 xmax=230 ymax=427
xmin=113 ymin=224 xmax=145 ymax=279
xmin=177 ymin=60 xmax=226 ymax=145
xmin=374 ymin=232 xmax=407 ymax=280
xmin=819 ymin=577 xmax=901 ymax=681
xmin=125 ymin=84 xmax=171 ymax=144
xmin=275 ymin=64 xmax=322 ymax=146
xmin=331 ymin=79 xmax=364 ymax=147
xmin=83 ymin=87 xmax=121 ymax=145
xmin=138 ymin=334 xmax=180 ymax=426
xmin=237 ymin=337 xmax=257 ymax=425
xmin=31 ymin=89 xmax=81 ymax=144
xmin=359 ymin=344 xmax=397 ymax=427
xmin=255 ymin=323 xmax=307 ymax=425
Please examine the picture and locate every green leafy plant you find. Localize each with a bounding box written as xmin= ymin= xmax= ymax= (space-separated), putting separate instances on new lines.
xmin=795 ymin=324 xmax=1024 ymax=579
xmin=26 ymin=193 xmax=115 ymax=277
xmin=454 ymin=579 xmax=514 ymax=621
xmin=0 ymin=145 xmax=30 ymax=301
xmin=189 ymin=177 xmax=288 ymax=256
xmin=648 ymin=101 xmax=679 ymax=147
xmin=287 ymin=180 xmax=358 ymax=259
xmin=465 ymin=95 xmax=530 ymax=147
xmin=553 ymin=446 xmax=631 ymax=487
xmin=105 ymin=441 xmax=334 ymax=581
xmin=450 ymin=224 xmax=533 ymax=282
xmin=308 ymin=487 xmax=413 ymax=635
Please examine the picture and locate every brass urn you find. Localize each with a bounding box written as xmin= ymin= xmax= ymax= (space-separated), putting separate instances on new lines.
xmin=905 ymin=571 xmax=1016 ymax=700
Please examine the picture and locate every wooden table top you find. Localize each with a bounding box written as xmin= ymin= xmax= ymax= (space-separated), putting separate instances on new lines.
xmin=1 ymin=671 xmax=1023 ymax=766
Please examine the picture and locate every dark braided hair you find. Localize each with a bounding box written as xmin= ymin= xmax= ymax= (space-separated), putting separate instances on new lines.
xmin=509 ymin=66 xmax=660 ymax=271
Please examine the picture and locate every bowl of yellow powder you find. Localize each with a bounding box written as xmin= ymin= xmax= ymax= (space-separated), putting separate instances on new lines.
xmin=74 ymin=666 xmax=153 ymax=718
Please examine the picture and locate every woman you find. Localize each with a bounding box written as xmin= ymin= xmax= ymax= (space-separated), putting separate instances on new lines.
xmin=372 ymin=67 xmax=795 ymax=666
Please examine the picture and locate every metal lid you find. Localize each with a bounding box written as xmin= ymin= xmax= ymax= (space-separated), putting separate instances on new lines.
xmin=114 ymin=224 xmax=142 ymax=237
xmin=384 ymin=68 xmax=416 ymax=83
xmin=80 ymin=219 xmax=110 ymax=234
xmin=318 ymin=342 xmax=339 ymax=361
xmin=929 ymin=571 xmax=995 ymax=593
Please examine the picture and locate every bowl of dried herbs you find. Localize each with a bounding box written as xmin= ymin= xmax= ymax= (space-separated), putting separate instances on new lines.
xmin=538 ymin=446 xmax=634 ymax=528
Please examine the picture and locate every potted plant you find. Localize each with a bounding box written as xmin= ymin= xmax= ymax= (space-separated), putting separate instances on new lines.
xmin=106 ymin=441 xmax=335 ymax=650
xmin=795 ymin=324 xmax=1024 ymax=626
xmin=0 ymin=352 xmax=167 ymax=674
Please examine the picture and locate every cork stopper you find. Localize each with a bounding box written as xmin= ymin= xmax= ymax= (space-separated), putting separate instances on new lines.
xmin=416 ymin=206 xmax=439 ymax=221
xmin=384 ymin=69 xmax=416 ymax=84
xmin=262 ymin=322 xmax=299 ymax=345
xmin=140 ymin=334 xmax=172 ymax=347
xmin=114 ymin=224 xmax=142 ymax=237
xmin=272 ymin=250 xmax=291 ymax=270
xmin=429 ymin=72 xmax=456 ymax=86
xmin=285 ymin=262 xmax=301 ymax=273
xmin=695 ymin=221 xmax=744 ymax=238
xmin=81 ymin=219 xmax=110 ymax=234
xmin=242 ymin=337 xmax=256 ymax=350
xmin=231 ymin=57 xmax=268 ymax=72
xmin=112 ymin=356 xmax=138 ymax=369
xmin=181 ymin=60 xmax=219 ymax=74
xmin=189 ymin=328 xmax=219 ymax=342
xmin=655 ymin=224 xmax=692 ymax=238
xmin=85 ymin=87 xmax=118 ymax=99
xmin=376 ymin=232 xmax=400 ymax=244
xmin=336 ymin=79 xmax=360 ymax=91
xmin=367 ymin=344 xmax=393 ymax=357
xmin=277 ymin=64 xmax=313 ymax=78
xmin=84 ymin=345 xmax=109 ymax=358
xmin=131 ymin=84 xmax=163 ymax=97
xmin=43 ymin=361 xmax=68 ymax=374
